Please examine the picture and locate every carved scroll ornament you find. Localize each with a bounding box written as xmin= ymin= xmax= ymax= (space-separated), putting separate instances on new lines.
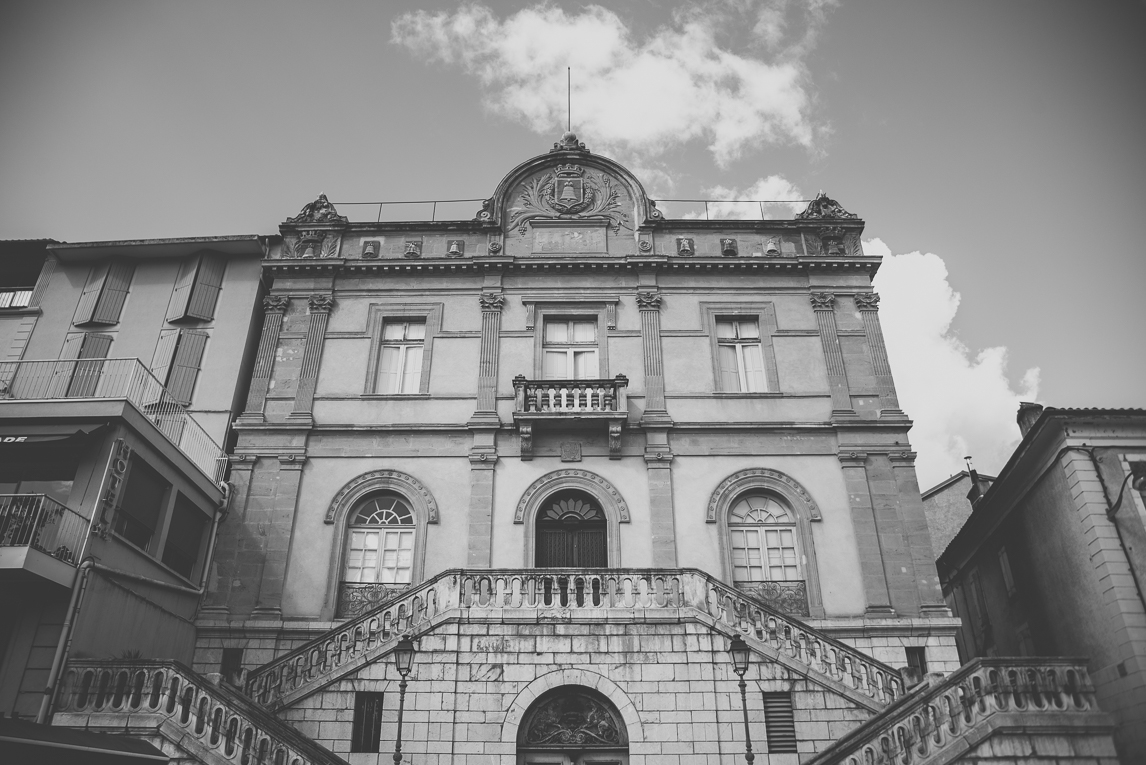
xmin=508 ymin=165 xmax=630 ymax=235
xmin=522 ymin=691 xmax=624 ymax=747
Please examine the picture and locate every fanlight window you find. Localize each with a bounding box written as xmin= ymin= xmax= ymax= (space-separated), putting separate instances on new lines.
xmin=729 ymin=494 xmax=799 ymax=582
xmin=344 ymin=493 xmax=415 ymax=584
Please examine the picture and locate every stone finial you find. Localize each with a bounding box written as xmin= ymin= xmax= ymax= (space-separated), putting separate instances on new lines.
xmin=286 ymin=194 xmax=348 ymax=225
xmin=797 ymin=191 xmax=858 ymax=220
xmin=550 ymin=131 xmax=589 ymax=153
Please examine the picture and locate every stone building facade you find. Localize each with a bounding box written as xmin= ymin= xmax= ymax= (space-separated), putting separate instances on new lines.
xmin=22 ymin=137 xmax=1121 ymax=765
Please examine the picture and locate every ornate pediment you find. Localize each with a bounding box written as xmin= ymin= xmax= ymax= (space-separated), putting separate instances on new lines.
xmin=507 ymin=164 xmax=630 ymax=235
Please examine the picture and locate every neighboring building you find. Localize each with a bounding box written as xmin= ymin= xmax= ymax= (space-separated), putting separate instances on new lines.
xmin=0 ymin=236 xmax=265 ymax=720
xmin=920 ymin=469 xmax=994 ymax=558
xmin=22 ymin=137 xmax=1120 ymax=765
xmin=938 ymin=404 xmax=1146 ymax=763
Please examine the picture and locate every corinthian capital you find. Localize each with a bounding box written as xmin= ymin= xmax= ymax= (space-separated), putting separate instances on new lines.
xmin=479 ymin=292 xmax=505 ymax=311
xmin=635 ymin=291 xmax=662 ymax=310
xmin=809 ymin=293 xmax=836 ymax=311
xmin=854 ymin=293 xmax=880 ymax=311
xmin=262 ymin=295 xmax=290 ymax=313
xmin=307 ymin=294 xmax=335 ymax=313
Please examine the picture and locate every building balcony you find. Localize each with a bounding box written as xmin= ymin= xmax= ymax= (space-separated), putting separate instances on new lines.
xmin=0 ymin=358 xmax=225 ymax=485
xmin=0 ymin=494 xmax=88 ymax=587
xmin=512 ymin=375 xmax=628 ymax=459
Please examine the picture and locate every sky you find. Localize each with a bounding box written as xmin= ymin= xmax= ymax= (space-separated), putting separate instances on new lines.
xmin=1 ymin=0 xmax=1143 ymax=487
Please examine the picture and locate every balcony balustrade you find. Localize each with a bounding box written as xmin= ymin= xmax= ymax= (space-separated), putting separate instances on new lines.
xmin=0 ymin=494 xmax=86 ymax=564
xmin=512 ymin=374 xmax=628 ymax=459
xmin=0 ymin=358 xmax=225 ymax=485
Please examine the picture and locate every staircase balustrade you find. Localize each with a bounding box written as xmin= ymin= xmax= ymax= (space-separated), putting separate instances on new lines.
xmin=245 ymin=568 xmax=903 ymax=711
xmin=807 ymin=658 xmax=1103 ymax=765
xmin=56 ymin=660 xmax=345 ymax=765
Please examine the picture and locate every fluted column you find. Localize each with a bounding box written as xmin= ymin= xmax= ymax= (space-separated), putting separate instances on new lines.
xmin=289 ymin=294 xmax=333 ymax=421
xmin=475 ymin=292 xmax=504 ymax=415
xmin=811 ymin=293 xmax=855 ymax=418
xmin=855 ymin=293 xmax=905 ymax=419
xmin=637 ymin=291 xmax=667 ymax=414
xmin=239 ymin=295 xmax=289 ymax=424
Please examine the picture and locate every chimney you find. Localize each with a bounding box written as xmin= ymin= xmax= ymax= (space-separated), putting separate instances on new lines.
xmin=1017 ymin=402 xmax=1044 ymax=436
xmin=966 ymin=469 xmax=991 ymax=505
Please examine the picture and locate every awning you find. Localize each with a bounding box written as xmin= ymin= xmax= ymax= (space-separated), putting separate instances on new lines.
xmin=0 ymin=716 xmax=168 ymax=763
xmin=0 ymin=422 xmax=108 ymax=447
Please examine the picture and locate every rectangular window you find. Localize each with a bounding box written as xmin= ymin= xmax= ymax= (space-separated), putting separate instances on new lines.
xmin=351 ymin=692 xmax=385 ymax=753
xmin=717 ymin=319 xmax=767 ymax=392
xmin=762 ymin=692 xmax=797 ymax=753
xmin=74 ymin=261 xmax=135 ymax=326
xmin=167 ymin=254 xmax=226 ymax=322
xmin=543 ymin=319 xmax=598 ymax=379
xmin=345 ymin=529 xmax=415 ymax=584
xmin=113 ymin=457 xmax=171 ymax=552
xmin=161 ymin=493 xmax=210 ymax=579
xmin=151 ymin=329 xmax=209 ymax=405
xmin=376 ymin=320 xmax=425 ymax=394
xmin=998 ymin=546 xmax=1016 ymax=596
xmin=905 ymin=646 xmax=928 ymax=676
xmin=731 ymin=528 xmax=798 ymax=582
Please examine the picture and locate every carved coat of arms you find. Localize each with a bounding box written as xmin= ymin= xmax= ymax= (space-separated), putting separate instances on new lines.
xmin=508 ymin=165 xmax=629 ymax=235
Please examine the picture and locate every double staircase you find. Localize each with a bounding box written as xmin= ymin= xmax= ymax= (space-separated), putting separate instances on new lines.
xmin=51 ymin=568 xmax=1110 ymax=765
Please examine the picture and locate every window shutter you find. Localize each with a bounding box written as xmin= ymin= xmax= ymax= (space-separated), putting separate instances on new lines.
xmin=186 ymin=254 xmax=226 ymax=320
xmin=762 ymin=692 xmax=798 ymax=753
xmin=60 ymin=333 xmax=87 ymax=360
xmin=743 ymin=343 xmax=767 ymax=391
xmin=151 ymin=329 xmax=181 ymax=386
xmin=166 ymin=256 xmax=200 ymax=321
xmin=377 ymin=346 xmax=401 ymax=394
xmin=718 ymin=344 xmax=741 ymax=391
xmin=68 ymin=333 xmax=113 ymax=397
xmin=401 ymin=345 xmax=423 ymax=393
xmin=166 ymin=330 xmax=208 ymax=405
xmin=73 ymin=264 xmax=109 ymax=325
xmin=91 ymin=261 xmax=135 ymax=324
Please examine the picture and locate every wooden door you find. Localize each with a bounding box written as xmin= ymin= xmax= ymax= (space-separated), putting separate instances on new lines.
xmin=537 ymin=515 xmax=607 ymax=568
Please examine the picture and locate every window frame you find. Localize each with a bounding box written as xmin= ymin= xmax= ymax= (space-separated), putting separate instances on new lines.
xmin=364 ymin=303 xmax=442 ymax=396
xmin=728 ymin=494 xmax=802 ymax=584
xmin=541 ymin=318 xmax=600 ymax=380
xmin=701 ymin=302 xmax=780 ymax=394
xmin=343 ymin=492 xmax=417 ymax=585
xmin=531 ymin=303 xmax=612 ymax=379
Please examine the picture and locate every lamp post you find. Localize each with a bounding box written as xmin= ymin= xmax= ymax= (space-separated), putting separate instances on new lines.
xmin=392 ymin=637 xmax=416 ymax=765
xmin=729 ymin=634 xmax=755 ymax=764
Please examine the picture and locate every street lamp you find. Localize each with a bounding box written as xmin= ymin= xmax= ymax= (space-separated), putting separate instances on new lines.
xmin=392 ymin=637 xmax=416 ymax=765
xmin=729 ymin=635 xmax=755 ymax=764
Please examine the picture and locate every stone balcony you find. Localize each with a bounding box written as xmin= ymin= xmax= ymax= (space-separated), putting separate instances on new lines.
xmin=512 ymin=375 xmax=629 ymax=459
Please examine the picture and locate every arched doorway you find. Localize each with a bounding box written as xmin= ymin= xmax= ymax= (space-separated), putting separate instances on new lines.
xmin=535 ymin=490 xmax=607 ymax=568
xmin=517 ymin=686 xmax=629 ymax=765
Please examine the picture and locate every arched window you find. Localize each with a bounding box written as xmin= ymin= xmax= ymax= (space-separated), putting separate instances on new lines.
xmin=344 ymin=492 xmax=415 ymax=585
xmin=728 ymin=494 xmax=800 ymax=584
xmin=535 ymin=490 xmax=608 ymax=568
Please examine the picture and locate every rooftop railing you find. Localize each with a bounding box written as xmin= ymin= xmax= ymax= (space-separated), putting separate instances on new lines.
xmin=0 ymin=494 xmax=87 ymax=564
xmin=0 ymin=358 xmax=226 ymax=486
xmin=325 ymin=198 xmax=814 ymax=223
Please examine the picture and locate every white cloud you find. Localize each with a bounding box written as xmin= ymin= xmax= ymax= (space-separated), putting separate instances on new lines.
xmin=689 ymin=174 xmax=807 ymax=219
xmin=391 ymin=3 xmax=829 ymax=166
xmin=869 ymin=238 xmax=1040 ymax=488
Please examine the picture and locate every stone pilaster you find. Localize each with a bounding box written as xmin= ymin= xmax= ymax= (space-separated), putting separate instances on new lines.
xmin=890 ymin=450 xmax=949 ymax=614
xmin=467 ymin=292 xmax=504 ymax=567
xmin=239 ymin=295 xmax=289 ymax=424
xmin=855 ymin=293 xmax=905 ymax=419
xmin=839 ymin=452 xmax=894 ymax=615
xmin=289 ymin=294 xmax=333 ymax=422
xmin=199 ymin=455 xmax=257 ymax=616
xmin=811 ymin=293 xmax=855 ymax=418
xmin=636 ymin=291 xmax=677 ymax=565
xmin=865 ymin=452 xmax=919 ymax=615
xmin=253 ymin=455 xmax=305 ymax=618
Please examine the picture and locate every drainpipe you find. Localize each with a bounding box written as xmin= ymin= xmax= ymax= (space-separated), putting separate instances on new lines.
xmin=37 ymin=558 xmax=95 ymax=724
xmin=1083 ymin=448 xmax=1146 ymax=616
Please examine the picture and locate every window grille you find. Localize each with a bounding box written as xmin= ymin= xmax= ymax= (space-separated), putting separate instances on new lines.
xmin=351 ymin=692 xmax=385 ymax=753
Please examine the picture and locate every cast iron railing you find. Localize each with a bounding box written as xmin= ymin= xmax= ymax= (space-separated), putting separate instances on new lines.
xmin=0 ymin=358 xmax=225 ymax=485
xmin=0 ymin=494 xmax=86 ymax=564
xmin=55 ymin=660 xmax=346 ymax=765
xmin=807 ymin=658 xmax=1106 ymax=765
xmin=246 ymin=568 xmax=903 ymax=712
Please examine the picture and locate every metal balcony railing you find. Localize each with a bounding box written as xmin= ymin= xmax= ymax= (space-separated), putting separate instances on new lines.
xmin=0 ymin=358 xmax=226 ymax=485
xmin=0 ymin=494 xmax=87 ymax=564
xmin=513 ymin=375 xmax=628 ymax=414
